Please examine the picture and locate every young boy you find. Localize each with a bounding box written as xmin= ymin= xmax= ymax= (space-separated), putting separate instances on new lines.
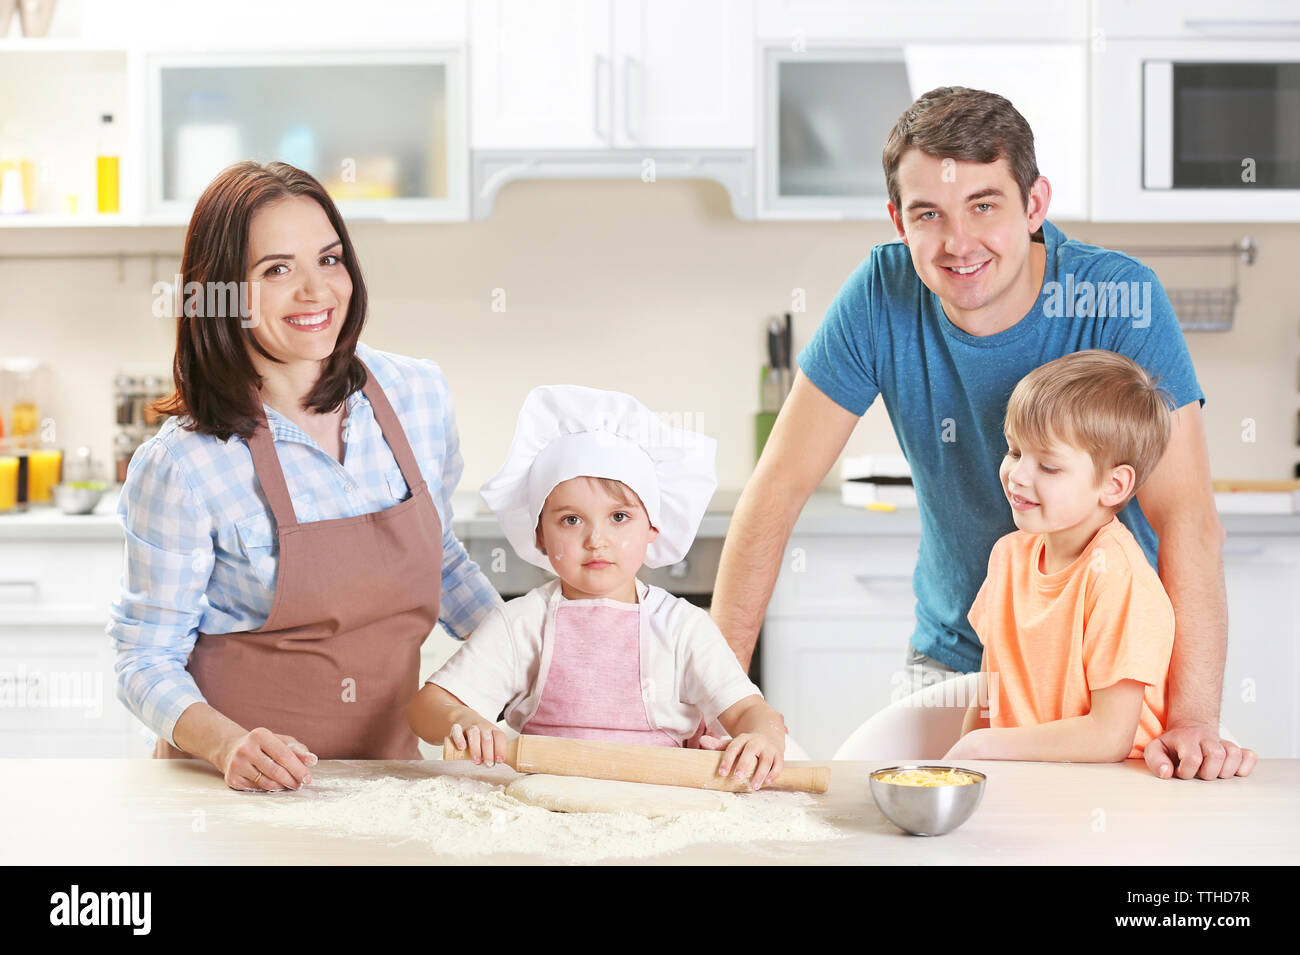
xmin=946 ymin=350 xmax=1177 ymax=763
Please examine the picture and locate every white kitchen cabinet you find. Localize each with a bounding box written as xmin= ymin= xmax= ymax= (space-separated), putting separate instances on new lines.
xmin=759 ymin=41 xmax=1088 ymax=219
xmin=611 ymin=0 xmax=754 ymax=149
xmin=762 ymin=532 xmax=922 ymax=759
xmin=755 ymin=0 xmax=1088 ymax=42
xmin=762 ymin=516 xmax=1300 ymax=761
xmin=146 ymin=49 xmax=468 ymax=223
xmin=1219 ymin=533 xmax=1300 ymax=758
xmin=0 ymin=610 xmax=151 ymax=757
xmin=1 ymin=2 xmax=470 ymax=229
xmin=902 ymin=45 xmax=1088 ymax=221
xmin=0 ymin=526 xmax=152 ymax=757
xmin=77 ymin=0 xmax=469 ymax=50
xmin=469 ymin=0 xmax=612 ymax=150
xmin=470 ymin=0 xmax=754 ymax=150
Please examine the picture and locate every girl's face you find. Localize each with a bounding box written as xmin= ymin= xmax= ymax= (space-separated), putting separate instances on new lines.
xmin=243 ymin=195 xmax=352 ymax=367
xmin=999 ymin=432 xmax=1124 ymax=534
xmin=535 ymin=477 xmax=659 ymax=603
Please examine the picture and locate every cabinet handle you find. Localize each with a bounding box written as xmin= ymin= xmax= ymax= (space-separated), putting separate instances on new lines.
xmin=1222 ymin=543 xmax=1266 ymax=557
xmin=1184 ymin=18 xmax=1300 ymax=33
xmin=622 ymin=55 xmax=638 ymax=143
xmin=853 ymin=574 xmax=912 ymax=586
xmin=593 ymin=54 xmax=608 ymax=141
xmin=0 ymin=580 xmax=40 ymax=601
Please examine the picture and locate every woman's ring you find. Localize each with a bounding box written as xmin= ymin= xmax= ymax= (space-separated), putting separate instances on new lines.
xmin=252 ymin=769 xmax=263 ymax=786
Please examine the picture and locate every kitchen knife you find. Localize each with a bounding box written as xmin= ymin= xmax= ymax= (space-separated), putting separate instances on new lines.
xmin=443 ymin=734 xmax=830 ymax=794
xmin=781 ymin=312 xmax=793 ymax=401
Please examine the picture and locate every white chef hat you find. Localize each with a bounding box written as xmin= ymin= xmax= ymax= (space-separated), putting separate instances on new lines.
xmin=480 ymin=385 xmax=717 ymax=571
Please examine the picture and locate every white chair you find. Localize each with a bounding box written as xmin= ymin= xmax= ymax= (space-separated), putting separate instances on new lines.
xmin=834 ymin=672 xmax=980 ymax=761
xmin=784 ymin=735 xmax=811 ymax=761
xmin=833 ymin=671 xmax=1239 ymax=760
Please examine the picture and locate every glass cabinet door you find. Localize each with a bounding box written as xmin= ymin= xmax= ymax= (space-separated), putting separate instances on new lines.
xmin=148 ymin=51 xmax=466 ymax=222
xmin=764 ymin=48 xmax=913 ymax=217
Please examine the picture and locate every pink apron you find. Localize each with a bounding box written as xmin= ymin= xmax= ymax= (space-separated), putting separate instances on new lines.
xmin=154 ymin=361 xmax=441 ymax=760
xmin=522 ymin=590 xmax=678 ymax=747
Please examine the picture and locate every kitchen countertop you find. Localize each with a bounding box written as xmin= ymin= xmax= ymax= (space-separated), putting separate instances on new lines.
xmin=2 ymin=758 xmax=1293 ymax=865
xmin=6 ymin=488 xmax=1300 ymax=541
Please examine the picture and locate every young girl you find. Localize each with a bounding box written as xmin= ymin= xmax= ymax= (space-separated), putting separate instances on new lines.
xmin=409 ymin=385 xmax=789 ymax=789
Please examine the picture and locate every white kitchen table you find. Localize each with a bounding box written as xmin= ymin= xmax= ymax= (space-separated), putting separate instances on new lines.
xmin=1 ymin=758 xmax=1293 ymax=865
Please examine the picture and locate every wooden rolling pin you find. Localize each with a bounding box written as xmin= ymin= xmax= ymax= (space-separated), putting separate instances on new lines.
xmin=442 ymin=734 xmax=830 ymax=794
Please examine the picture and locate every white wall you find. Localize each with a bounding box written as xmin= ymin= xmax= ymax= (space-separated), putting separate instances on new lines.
xmin=1 ymin=177 xmax=1296 ymax=496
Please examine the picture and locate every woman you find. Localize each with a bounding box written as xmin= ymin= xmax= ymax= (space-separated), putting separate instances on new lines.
xmin=108 ymin=162 xmax=501 ymax=791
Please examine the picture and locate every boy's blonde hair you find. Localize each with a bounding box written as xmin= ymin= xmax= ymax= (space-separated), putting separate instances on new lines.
xmin=1004 ymin=350 xmax=1174 ymax=506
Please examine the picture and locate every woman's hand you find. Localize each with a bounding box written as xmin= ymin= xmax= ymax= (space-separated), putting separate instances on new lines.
xmin=218 ymin=728 xmax=317 ymax=792
xmin=699 ymin=732 xmax=785 ymax=791
xmin=447 ymin=721 xmax=510 ymax=766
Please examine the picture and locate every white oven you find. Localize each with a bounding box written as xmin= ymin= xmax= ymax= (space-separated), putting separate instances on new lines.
xmin=1092 ymin=0 xmax=1300 ymax=221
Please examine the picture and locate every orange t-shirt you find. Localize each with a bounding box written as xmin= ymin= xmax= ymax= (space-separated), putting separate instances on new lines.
xmin=967 ymin=516 xmax=1174 ymax=758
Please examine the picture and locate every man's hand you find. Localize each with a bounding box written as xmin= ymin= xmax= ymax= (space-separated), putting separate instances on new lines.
xmin=1144 ymin=722 xmax=1257 ymax=780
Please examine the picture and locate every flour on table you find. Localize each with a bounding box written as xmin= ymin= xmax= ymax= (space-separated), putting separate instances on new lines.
xmin=220 ymin=771 xmax=839 ymax=862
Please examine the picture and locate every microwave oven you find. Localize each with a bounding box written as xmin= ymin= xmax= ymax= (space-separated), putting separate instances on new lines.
xmin=1092 ymin=1 xmax=1300 ymax=221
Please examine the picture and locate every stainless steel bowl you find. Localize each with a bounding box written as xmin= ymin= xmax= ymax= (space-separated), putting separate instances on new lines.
xmin=53 ymin=483 xmax=105 ymax=516
xmin=869 ymin=764 xmax=986 ymax=836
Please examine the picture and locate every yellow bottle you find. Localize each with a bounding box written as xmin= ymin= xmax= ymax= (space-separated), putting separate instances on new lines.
xmin=97 ymin=113 xmax=120 ymax=215
xmin=27 ymin=448 xmax=62 ymax=504
xmin=11 ymin=401 xmax=37 ymax=439
xmin=0 ymin=456 xmax=18 ymax=512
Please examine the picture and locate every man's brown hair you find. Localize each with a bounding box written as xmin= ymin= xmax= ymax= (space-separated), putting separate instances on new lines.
xmin=1005 ymin=350 xmax=1175 ymax=507
xmin=882 ymin=86 xmax=1040 ymax=214
xmin=152 ymin=161 xmax=369 ymax=441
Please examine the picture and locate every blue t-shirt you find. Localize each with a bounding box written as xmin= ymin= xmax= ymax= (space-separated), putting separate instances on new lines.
xmin=797 ymin=220 xmax=1204 ymax=672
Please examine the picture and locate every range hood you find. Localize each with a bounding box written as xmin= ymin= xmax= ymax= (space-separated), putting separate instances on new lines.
xmin=470 ymin=150 xmax=755 ymax=219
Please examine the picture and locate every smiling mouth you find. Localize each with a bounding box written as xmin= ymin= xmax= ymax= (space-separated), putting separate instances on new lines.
xmin=282 ymin=308 xmax=332 ymax=330
xmin=1010 ymin=493 xmax=1039 ymax=508
xmin=943 ymin=261 xmax=989 ymax=276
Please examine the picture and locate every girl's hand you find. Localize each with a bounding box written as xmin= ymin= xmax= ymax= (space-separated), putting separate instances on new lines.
xmin=219 ymin=728 xmax=317 ymax=792
xmin=448 ymin=721 xmax=510 ymax=766
xmin=700 ymin=732 xmax=785 ymax=791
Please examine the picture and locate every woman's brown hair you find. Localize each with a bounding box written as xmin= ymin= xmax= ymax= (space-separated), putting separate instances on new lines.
xmin=882 ymin=86 xmax=1040 ymax=214
xmin=152 ymin=161 xmax=368 ymax=441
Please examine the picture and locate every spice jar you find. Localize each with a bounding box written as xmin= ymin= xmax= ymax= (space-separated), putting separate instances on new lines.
xmin=115 ymin=375 xmax=138 ymax=426
xmin=114 ymin=432 xmax=137 ymax=483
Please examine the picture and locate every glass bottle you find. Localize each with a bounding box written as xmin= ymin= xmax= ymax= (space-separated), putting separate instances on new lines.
xmin=96 ymin=113 xmax=120 ymax=215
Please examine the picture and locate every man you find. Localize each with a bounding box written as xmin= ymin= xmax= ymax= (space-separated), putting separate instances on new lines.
xmin=711 ymin=87 xmax=1255 ymax=780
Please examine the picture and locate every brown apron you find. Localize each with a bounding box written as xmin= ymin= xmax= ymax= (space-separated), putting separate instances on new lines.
xmin=154 ymin=361 xmax=440 ymax=760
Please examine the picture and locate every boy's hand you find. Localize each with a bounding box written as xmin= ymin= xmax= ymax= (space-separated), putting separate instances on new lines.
xmin=447 ymin=721 xmax=510 ymax=766
xmin=700 ymin=733 xmax=785 ymax=791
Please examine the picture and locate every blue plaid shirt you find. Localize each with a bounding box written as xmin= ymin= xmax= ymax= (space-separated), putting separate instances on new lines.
xmin=107 ymin=343 xmax=503 ymax=747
